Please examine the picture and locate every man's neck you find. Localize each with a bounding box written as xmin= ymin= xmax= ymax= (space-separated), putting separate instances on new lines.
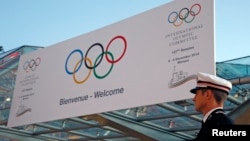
xmin=203 ymin=107 xmax=223 ymax=122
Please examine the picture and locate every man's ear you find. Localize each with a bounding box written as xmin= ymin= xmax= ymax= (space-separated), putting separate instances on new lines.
xmin=205 ymin=89 xmax=213 ymax=99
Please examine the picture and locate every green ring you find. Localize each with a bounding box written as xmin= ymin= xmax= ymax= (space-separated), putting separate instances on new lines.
xmin=94 ymin=51 xmax=114 ymax=79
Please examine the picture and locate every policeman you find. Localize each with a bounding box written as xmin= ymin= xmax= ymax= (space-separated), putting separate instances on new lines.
xmin=189 ymin=72 xmax=234 ymax=141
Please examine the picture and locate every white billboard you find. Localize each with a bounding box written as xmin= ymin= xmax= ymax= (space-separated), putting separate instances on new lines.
xmin=8 ymin=0 xmax=215 ymax=127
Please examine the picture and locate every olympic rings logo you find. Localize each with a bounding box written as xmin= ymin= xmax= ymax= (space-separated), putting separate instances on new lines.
xmin=168 ymin=3 xmax=201 ymax=27
xmin=65 ymin=35 xmax=127 ymax=84
xmin=23 ymin=57 xmax=41 ymax=73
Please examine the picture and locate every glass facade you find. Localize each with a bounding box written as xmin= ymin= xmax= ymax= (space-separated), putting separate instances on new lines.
xmin=0 ymin=46 xmax=249 ymax=141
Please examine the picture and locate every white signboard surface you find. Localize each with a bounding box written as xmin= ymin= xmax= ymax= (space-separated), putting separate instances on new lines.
xmin=8 ymin=0 xmax=214 ymax=127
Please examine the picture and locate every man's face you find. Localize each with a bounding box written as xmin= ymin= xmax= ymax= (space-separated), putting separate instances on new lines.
xmin=192 ymin=89 xmax=207 ymax=113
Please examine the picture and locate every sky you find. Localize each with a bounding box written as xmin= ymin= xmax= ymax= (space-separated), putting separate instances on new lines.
xmin=0 ymin=0 xmax=249 ymax=62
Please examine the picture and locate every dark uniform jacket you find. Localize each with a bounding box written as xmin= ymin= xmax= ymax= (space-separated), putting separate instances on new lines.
xmin=191 ymin=108 xmax=234 ymax=141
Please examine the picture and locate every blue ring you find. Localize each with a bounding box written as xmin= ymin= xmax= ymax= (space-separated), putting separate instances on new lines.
xmin=168 ymin=11 xmax=178 ymax=23
xmin=65 ymin=49 xmax=83 ymax=74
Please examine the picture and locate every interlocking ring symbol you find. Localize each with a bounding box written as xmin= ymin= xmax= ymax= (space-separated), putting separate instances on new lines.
xmin=65 ymin=35 xmax=127 ymax=84
xmin=168 ymin=3 xmax=201 ymax=27
xmin=23 ymin=57 xmax=41 ymax=72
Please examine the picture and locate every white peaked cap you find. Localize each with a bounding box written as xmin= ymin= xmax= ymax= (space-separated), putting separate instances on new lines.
xmin=190 ymin=72 xmax=232 ymax=94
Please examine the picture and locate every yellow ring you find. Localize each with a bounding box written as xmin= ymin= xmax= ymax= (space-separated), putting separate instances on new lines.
xmin=173 ymin=15 xmax=184 ymax=27
xmin=73 ymin=57 xmax=92 ymax=84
